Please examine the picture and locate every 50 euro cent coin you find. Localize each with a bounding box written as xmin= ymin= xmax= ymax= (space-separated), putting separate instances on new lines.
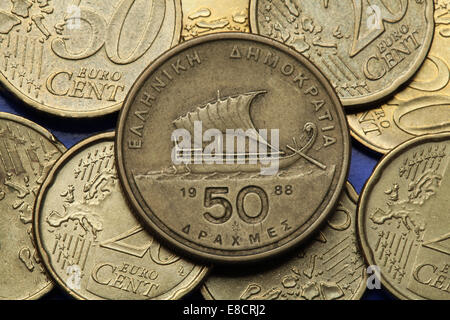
xmin=0 ymin=0 xmax=182 ymax=117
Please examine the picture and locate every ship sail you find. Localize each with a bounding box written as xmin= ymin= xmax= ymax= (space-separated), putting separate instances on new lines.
xmin=173 ymin=90 xmax=276 ymax=150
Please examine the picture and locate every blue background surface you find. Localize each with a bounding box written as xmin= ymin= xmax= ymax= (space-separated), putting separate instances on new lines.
xmin=0 ymin=90 xmax=395 ymax=300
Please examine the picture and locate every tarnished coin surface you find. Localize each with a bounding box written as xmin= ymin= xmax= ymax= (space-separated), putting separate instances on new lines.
xmin=358 ymin=132 xmax=450 ymax=300
xmin=0 ymin=0 xmax=182 ymax=117
xmin=182 ymin=0 xmax=249 ymax=41
xmin=202 ymin=183 xmax=367 ymax=300
xmin=0 ymin=112 xmax=65 ymax=300
xmin=116 ymin=34 xmax=350 ymax=264
xmin=250 ymin=0 xmax=434 ymax=107
xmin=34 ymin=133 xmax=208 ymax=300
xmin=348 ymin=0 xmax=450 ymax=153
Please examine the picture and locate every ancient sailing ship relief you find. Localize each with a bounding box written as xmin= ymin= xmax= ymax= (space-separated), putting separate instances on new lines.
xmin=138 ymin=90 xmax=326 ymax=179
xmin=132 ymin=87 xmax=338 ymax=254
xmin=118 ymin=34 xmax=349 ymax=262
xmin=174 ymin=90 xmax=320 ymax=174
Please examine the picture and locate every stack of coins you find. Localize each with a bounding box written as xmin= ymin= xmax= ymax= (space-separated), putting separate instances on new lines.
xmin=0 ymin=0 xmax=447 ymax=301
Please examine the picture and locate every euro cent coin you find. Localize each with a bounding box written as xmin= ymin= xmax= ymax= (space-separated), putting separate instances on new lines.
xmin=201 ymin=182 xmax=367 ymax=300
xmin=249 ymin=0 xmax=434 ymax=107
xmin=182 ymin=0 xmax=250 ymax=41
xmin=358 ymin=132 xmax=450 ymax=300
xmin=34 ymin=132 xmax=208 ymax=300
xmin=348 ymin=0 xmax=450 ymax=154
xmin=0 ymin=0 xmax=182 ymax=118
xmin=0 ymin=112 xmax=65 ymax=300
xmin=116 ymin=33 xmax=351 ymax=264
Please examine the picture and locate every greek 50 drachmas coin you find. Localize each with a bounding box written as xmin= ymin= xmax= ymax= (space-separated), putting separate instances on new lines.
xmin=116 ymin=33 xmax=350 ymax=264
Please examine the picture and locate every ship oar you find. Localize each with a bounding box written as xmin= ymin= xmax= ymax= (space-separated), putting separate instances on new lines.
xmin=286 ymin=145 xmax=327 ymax=170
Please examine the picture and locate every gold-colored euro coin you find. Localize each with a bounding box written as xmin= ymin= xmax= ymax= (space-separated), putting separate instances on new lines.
xmin=0 ymin=112 xmax=65 ymax=300
xmin=358 ymin=132 xmax=450 ymax=300
xmin=250 ymin=0 xmax=434 ymax=107
xmin=348 ymin=0 xmax=450 ymax=154
xmin=34 ymin=132 xmax=208 ymax=300
xmin=182 ymin=0 xmax=250 ymax=41
xmin=201 ymin=183 xmax=367 ymax=300
xmin=0 ymin=1 xmax=182 ymax=117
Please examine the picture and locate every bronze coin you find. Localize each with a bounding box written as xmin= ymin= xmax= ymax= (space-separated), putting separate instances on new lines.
xmin=116 ymin=33 xmax=350 ymax=263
